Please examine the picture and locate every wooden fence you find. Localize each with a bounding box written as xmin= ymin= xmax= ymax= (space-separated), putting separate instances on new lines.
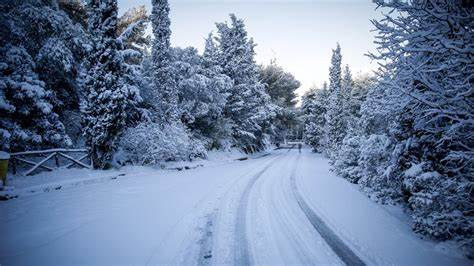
xmin=10 ymin=149 xmax=92 ymax=176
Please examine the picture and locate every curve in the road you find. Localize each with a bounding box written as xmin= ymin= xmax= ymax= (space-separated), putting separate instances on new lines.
xmin=290 ymin=155 xmax=366 ymax=266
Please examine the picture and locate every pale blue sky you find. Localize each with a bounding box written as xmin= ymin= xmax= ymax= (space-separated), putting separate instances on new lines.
xmin=118 ymin=0 xmax=381 ymax=96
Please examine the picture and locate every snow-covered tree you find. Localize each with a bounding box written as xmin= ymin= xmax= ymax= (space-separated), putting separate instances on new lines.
xmin=341 ymin=65 xmax=353 ymax=129
xmin=328 ymin=44 xmax=342 ymax=94
xmin=59 ymin=0 xmax=87 ymax=26
xmin=335 ymin=0 xmax=474 ymax=254
xmin=170 ymin=46 xmax=232 ymax=147
xmin=0 ymin=0 xmax=90 ymax=146
xmin=324 ymin=43 xmax=347 ymax=156
xmin=202 ymin=33 xmax=221 ymax=70
xmin=341 ymin=65 xmax=352 ymax=98
xmin=333 ymin=73 xmax=382 ymax=184
xmin=117 ymin=5 xmax=149 ymax=56
xmin=119 ymin=122 xmax=206 ymax=165
xmin=259 ymin=60 xmax=300 ymax=143
xmin=0 ymin=45 xmax=71 ymax=152
xmin=150 ymin=0 xmax=178 ymax=123
xmin=302 ymin=83 xmax=329 ymax=151
xmin=200 ymin=33 xmax=235 ymax=149
xmin=347 ymin=74 xmax=373 ymax=130
xmin=259 ymin=60 xmax=300 ymax=108
xmin=365 ymin=0 xmax=473 ymax=250
xmin=215 ymin=14 xmax=276 ymax=151
xmin=82 ymin=0 xmax=140 ymax=169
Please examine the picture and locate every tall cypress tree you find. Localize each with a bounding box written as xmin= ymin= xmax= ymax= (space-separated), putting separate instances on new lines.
xmin=342 ymin=64 xmax=353 ymax=104
xmin=328 ymin=43 xmax=342 ymax=94
xmin=202 ymin=33 xmax=220 ymax=70
xmin=324 ymin=43 xmax=347 ymax=155
xmin=341 ymin=64 xmax=355 ymax=132
xmin=151 ymin=0 xmax=178 ymax=123
xmin=82 ymin=0 xmax=136 ymax=169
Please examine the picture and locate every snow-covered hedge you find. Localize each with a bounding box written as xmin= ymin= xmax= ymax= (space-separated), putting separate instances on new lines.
xmin=329 ymin=1 xmax=474 ymax=255
xmin=119 ymin=122 xmax=206 ymax=165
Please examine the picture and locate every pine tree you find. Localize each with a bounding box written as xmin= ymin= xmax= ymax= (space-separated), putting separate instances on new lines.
xmin=259 ymin=60 xmax=300 ymax=143
xmin=324 ymin=43 xmax=347 ymax=156
xmin=202 ymin=33 xmax=221 ymax=70
xmin=341 ymin=64 xmax=355 ymax=132
xmin=117 ymin=5 xmax=149 ymax=57
xmin=196 ymin=33 xmax=234 ymax=149
xmin=1 ymin=0 xmax=90 ymax=146
xmin=328 ymin=43 xmax=342 ymax=94
xmin=302 ymin=83 xmax=329 ymax=151
xmin=0 ymin=44 xmax=70 ymax=151
xmin=341 ymin=65 xmax=352 ymax=106
xmin=215 ymin=14 xmax=275 ymax=151
xmin=259 ymin=60 xmax=300 ymax=108
xmin=82 ymin=0 xmax=138 ymax=169
xmin=117 ymin=5 xmax=149 ymax=124
xmin=151 ymin=0 xmax=178 ymax=123
xmin=170 ymin=46 xmax=231 ymax=146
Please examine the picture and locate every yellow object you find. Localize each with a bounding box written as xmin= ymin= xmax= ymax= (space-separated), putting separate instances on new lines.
xmin=0 ymin=159 xmax=8 ymax=186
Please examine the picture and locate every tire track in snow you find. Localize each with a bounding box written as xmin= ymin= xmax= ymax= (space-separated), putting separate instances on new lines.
xmin=290 ymin=155 xmax=365 ymax=266
xmin=267 ymin=154 xmax=331 ymax=264
xmin=145 ymin=154 xmax=277 ymax=266
xmin=191 ymin=154 xmax=277 ymax=266
xmin=197 ymin=212 xmax=216 ymax=266
xmin=234 ymin=158 xmax=276 ymax=266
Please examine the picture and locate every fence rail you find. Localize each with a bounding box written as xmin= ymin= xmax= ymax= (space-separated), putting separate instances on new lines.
xmin=10 ymin=149 xmax=92 ymax=176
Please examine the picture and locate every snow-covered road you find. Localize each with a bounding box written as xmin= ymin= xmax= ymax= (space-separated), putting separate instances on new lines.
xmin=0 ymin=148 xmax=469 ymax=265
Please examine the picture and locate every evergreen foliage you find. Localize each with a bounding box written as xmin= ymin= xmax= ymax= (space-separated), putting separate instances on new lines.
xmin=302 ymin=84 xmax=329 ymax=151
xmin=0 ymin=45 xmax=71 ymax=151
xmin=324 ymin=44 xmax=347 ymax=156
xmin=302 ymin=0 xmax=474 ymax=253
xmin=215 ymin=14 xmax=276 ymax=151
xmin=151 ymin=0 xmax=178 ymax=123
xmin=82 ymin=0 xmax=140 ymax=169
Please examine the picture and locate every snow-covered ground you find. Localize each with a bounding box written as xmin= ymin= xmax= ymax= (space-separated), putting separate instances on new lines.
xmin=0 ymin=148 xmax=469 ymax=265
xmin=0 ymin=149 xmax=254 ymax=199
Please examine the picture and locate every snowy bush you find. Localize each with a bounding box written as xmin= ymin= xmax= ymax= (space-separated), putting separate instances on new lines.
xmin=334 ymin=136 xmax=362 ymax=183
xmin=119 ymin=122 xmax=206 ymax=165
xmin=402 ymin=162 xmax=473 ymax=246
xmin=357 ymin=134 xmax=397 ymax=201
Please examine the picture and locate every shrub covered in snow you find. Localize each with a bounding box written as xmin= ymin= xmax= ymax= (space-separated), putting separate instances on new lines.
xmin=334 ymin=136 xmax=362 ymax=183
xmin=119 ymin=122 xmax=206 ymax=165
xmin=357 ymin=134 xmax=399 ymax=201
xmin=402 ymin=162 xmax=472 ymax=244
xmin=368 ymin=0 xmax=474 ymax=251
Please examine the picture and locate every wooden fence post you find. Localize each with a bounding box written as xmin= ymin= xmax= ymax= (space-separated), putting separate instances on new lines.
xmin=54 ymin=153 xmax=59 ymax=168
xmin=10 ymin=148 xmax=91 ymax=176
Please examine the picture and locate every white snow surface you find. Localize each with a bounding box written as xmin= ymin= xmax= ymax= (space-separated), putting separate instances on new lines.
xmin=0 ymin=148 xmax=469 ymax=265
xmin=0 ymin=151 xmax=10 ymax=160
